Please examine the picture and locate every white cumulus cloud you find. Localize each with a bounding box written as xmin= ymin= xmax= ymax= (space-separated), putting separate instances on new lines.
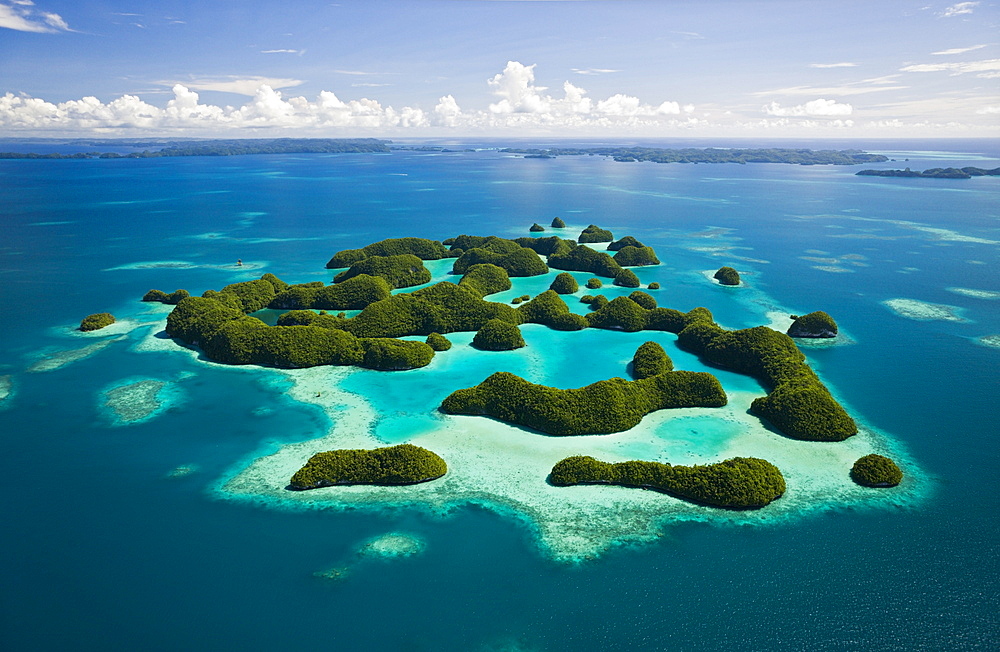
xmin=763 ymin=99 xmax=853 ymax=117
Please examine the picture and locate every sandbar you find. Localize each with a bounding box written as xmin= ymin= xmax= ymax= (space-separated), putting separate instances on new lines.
xmin=27 ymin=336 xmax=124 ymax=373
xmin=221 ymin=366 xmax=921 ymax=561
xmin=946 ymin=287 xmax=1000 ymax=300
xmin=882 ymin=298 xmax=968 ymax=322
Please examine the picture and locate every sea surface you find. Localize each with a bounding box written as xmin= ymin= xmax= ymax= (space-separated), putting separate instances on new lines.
xmin=1 ymin=140 xmax=998 ymax=651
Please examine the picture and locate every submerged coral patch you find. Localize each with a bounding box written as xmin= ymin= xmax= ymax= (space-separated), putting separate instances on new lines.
xmin=101 ymin=378 xmax=177 ymax=425
xmin=882 ymin=298 xmax=968 ymax=322
xmin=946 ymin=287 xmax=1000 ymax=300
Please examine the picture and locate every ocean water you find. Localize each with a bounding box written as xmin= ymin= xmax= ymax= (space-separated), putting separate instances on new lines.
xmin=1 ymin=141 xmax=998 ymax=651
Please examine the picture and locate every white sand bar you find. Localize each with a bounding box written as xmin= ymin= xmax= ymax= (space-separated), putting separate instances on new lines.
xmin=223 ymin=368 xmax=923 ymax=561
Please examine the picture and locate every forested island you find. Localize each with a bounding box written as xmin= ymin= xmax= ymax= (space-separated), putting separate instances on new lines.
xmin=1 ymin=140 xmax=891 ymax=166
xmin=856 ymin=166 xmax=1000 ymax=179
xmin=502 ymin=147 xmax=889 ymax=165
xmin=0 ymin=138 xmax=389 ymax=159
xmin=114 ymin=220 xmax=906 ymax=513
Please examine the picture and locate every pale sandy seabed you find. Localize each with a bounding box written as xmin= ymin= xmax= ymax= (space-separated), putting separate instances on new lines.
xmin=135 ymin=312 xmax=924 ymax=562
xmin=0 ymin=374 xmax=12 ymax=408
xmin=974 ymin=334 xmax=1000 ymax=349
xmin=101 ymin=379 xmax=169 ymax=426
xmin=882 ymin=298 xmax=968 ymax=322
xmin=945 ymin=287 xmax=1000 ymax=300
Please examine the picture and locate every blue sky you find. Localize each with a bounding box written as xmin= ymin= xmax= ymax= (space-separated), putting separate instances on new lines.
xmin=1 ymin=0 xmax=997 ymax=138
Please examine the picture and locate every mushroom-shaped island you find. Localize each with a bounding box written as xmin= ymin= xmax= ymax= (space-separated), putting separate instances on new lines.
xmin=851 ymin=454 xmax=903 ymax=487
xmin=289 ymin=444 xmax=447 ymax=490
xmin=713 ymin=266 xmax=741 ymax=286
xmin=577 ymin=224 xmax=614 ymax=244
xmin=80 ymin=313 xmax=115 ymax=331
xmin=471 ymin=318 xmax=526 ymax=351
xmin=787 ymin=311 xmax=838 ymax=338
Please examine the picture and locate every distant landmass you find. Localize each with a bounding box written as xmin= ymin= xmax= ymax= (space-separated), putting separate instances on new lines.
xmin=501 ymin=147 xmax=889 ymax=165
xmin=856 ymin=166 xmax=1000 ymax=179
xmin=0 ymin=140 xmax=892 ymax=165
xmin=0 ymin=138 xmax=390 ymax=159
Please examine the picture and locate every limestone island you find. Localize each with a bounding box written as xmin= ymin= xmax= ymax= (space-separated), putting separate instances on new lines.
xmin=713 ymin=266 xmax=741 ymax=286
xmin=787 ymin=311 xmax=838 ymax=338
xmin=110 ymin=226 xmax=915 ymax=558
xmin=290 ymin=444 xmax=447 ymax=490
xmin=550 ymin=456 xmax=786 ymax=509
xmin=80 ymin=313 xmax=116 ymax=331
xmin=857 ymin=166 xmax=1000 ymax=179
xmin=851 ymin=454 xmax=903 ymax=487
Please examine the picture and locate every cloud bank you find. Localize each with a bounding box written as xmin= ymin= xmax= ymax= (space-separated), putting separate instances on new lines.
xmin=0 ymin=60 xmax=994 ymax=137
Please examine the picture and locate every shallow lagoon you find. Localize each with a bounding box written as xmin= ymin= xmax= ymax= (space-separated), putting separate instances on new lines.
xmin=1 ymin=141 xmax=998 ymax=650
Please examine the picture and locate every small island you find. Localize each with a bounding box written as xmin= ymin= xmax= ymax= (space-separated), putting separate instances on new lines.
xmin=857 ymin=166 xmax=1000 ymax=179
xmin=551 ymin=217 xmax=566 ymax=228
xmin=80 ymin=313 xmax=116 ymax=331
xmin=788 ymin=311 xmax=838 ymax=338
xmin=549 ymin=456 xmax=786 ymax=509
xmin=713 ymin=266 xmax=741 ymax=286
xmin=289 ymin=444 xmax=447 ymax=489
xmin=851 ymin=454 xmax=903 ymax=487
xmin=578 ymin=224 xmax=614 ymax=244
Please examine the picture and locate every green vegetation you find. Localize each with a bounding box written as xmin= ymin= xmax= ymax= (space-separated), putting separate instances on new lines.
xmin=80 ymin=312 xmax=115 ymax=331
xmin=499 ymin=146 xmax=888 ymax=166
xmin=529 ymin=223 xmax=545 ymax=232
xmin=549 ymin=245 xmax=622 ymax=278
xmin=628 ymin=291 xmax=657 ymax=310
xmin=613 ymin=245 xmax=661 ymax=267
xmin=550 ymin=272 xmax=579 ymax=294
xmin=648 ymin=282 xmax=661 ymax=290
xmin=360 ymin=338 xmax=434 ymax=371
xmin=426 ymin=332 xmax=452 ymax=351
xmin=787 ymin=311 xmax=838 ymax=338
xmin=551 ymin=217 xmax=567 ymax=228
xmin=614 ymin=269 xmax=641 ymax=288
xmin=518 ymin=290 xmax=589 ymax=331
xmin=714 ymin=266 xmax=741 ymax=286
xmin=289 ymin=444 xmax=447 ymax=490
xmin=452 ymin=237 xmax=549 ymax=277
xmin=586 ymin=278 xmax=604 ymax=289
xmin=458 ymin=263 xmax=512 ymax=297
xmin=165 ymin=293 xmax=433 ymax=371
xmin=608 ymin=236 xmax=645 ymax=251
xmin=631 ymin=341 xmax=673 ymax=379
xmin=549 ymin=456 xmax=785 ymax=509
xmin=587 ymin=296 xmax=647 ymax=331
xmin=333 ymin=254 xmax=431 ymax=289
xmin=2 ymin=138 xmax=391 ymax=160
xmin=326 ymin=282 xmax=522 ymax=338
xmin=142 ymin=289 xmax=190 ymax=305
xmin=441 ymin=370 xmax=726 ymax=436
xmin=675 ymin=323 xmax=856 ymax=441
xmin=472 ymin=319 xmax=525 ymax=351
xmin=857 ymin=167 xmax=1000 ymax=179
xmin=577 ymin=224 xmax=614 ymax=244
xmin=325 ymin=237 xmax=449 ymax=268
xmin=851 ymin=454 xmax=903 ymax=487
xmin=270 ymin=274 xmax=392 ymax=310
xmin=585 ymin=295 xmax=609 ymax=311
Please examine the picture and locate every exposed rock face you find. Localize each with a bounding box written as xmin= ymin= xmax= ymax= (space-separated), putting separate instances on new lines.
xmin=787 ymin=311 xmax=838 ymax=338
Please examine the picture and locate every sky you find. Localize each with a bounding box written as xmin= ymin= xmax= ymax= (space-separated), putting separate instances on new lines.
xmin=0 ymin=0 xmax=998 ymax=139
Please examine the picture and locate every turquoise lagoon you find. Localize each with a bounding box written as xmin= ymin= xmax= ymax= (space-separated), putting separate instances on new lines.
xmin=1 ymin=141 xmax=998 ymax=650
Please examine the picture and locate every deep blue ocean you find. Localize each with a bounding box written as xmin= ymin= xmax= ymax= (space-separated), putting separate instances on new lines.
xmin=1 ymin=140 xmax=998 ymax=651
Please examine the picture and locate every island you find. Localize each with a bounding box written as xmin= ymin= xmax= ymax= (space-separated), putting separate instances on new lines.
xmin=713 ymin=266 xmax=741 ymax=286
xmin=80 ymin=313 xmax=115 ymax=331
xmin=578 ymin=224 xmax=614 ymax=243
xmin=851 ymin=454 xmax=903 ymax=487
xmin=289 ymin=444 xmax=447 ymax=489
xmin=549 ymin=456 xmax=786 ymax=509
xmin=856 ymin=166 xmax=1000 ymax=179
xmin=501 ymin=146 xmax=889 ymax=166
xmin=0 ymin=138 xmax=390 ymax=159
xmin=788 ymin=311 xmax=838 ymax=338
xmin=551 ymin=217 xmax=566 ymax=228
xmin=549 ymin=272 xmax=579 ymax=294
